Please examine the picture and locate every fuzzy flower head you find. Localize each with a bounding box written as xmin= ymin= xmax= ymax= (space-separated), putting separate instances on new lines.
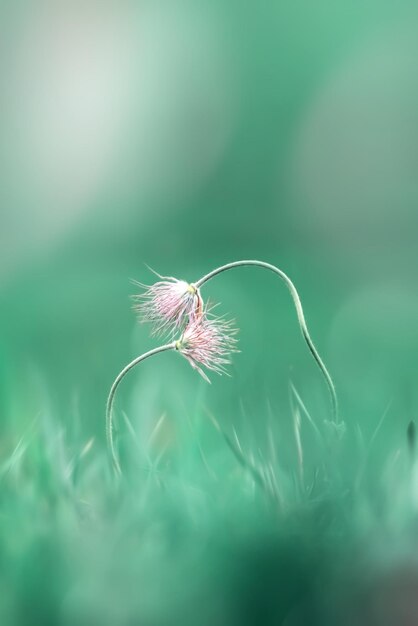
xmin=175 ymin=312 xmax=239 ymax=382
xmin=134 ymin=275 xmax=202 ymax=336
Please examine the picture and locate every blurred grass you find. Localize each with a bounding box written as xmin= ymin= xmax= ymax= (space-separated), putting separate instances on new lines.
xmin=1 ymin=364 xmax=417 ymax=625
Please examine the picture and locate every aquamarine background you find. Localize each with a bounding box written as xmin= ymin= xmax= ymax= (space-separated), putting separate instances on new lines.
xmin=1 ymin=2 xmax=418 ymax=624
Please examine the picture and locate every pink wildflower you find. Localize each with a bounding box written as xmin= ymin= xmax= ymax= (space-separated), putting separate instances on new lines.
xmin=175 ymin=313 xmax=239 ymax=382
xmin=133 ymin=276 xmax=202 ymax=336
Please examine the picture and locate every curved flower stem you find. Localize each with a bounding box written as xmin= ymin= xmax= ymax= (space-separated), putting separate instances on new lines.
xmin=106 ymin=343 xmax=175 ymax=476
xmin=195 ymin=260 xmax=339 ymax=423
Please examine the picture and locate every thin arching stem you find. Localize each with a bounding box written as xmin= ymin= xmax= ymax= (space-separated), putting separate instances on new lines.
xmin=106 ymin=343 xmax=175 ymax=475
xmin=195 ymin=260 xmax=339 ymax=423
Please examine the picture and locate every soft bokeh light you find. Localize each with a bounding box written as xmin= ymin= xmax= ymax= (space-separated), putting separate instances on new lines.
xmin=0 ymin=1 xmax=236 ymax=281
xmin=288 ymin=21 xmax=418 ymax=275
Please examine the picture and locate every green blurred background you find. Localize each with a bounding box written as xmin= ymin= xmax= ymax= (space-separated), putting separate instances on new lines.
xmin=1 ymin=1 xmax=418 ymax=624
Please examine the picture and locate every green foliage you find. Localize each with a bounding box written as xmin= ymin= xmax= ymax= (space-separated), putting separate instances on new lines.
xmin=0 ymin=376 xmax=416 ymax=625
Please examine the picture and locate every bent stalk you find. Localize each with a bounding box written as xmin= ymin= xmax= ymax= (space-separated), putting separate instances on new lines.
xmin=195 ymin=260 xmax=339 ymax=423
xmin=106 ymin=343 xmax=175 ymax=475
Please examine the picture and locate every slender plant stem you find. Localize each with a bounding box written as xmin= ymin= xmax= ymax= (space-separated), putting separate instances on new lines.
xmin=106 ymin=343 xmax=175 ymax=475
xmin=195 ymin=260 xmax=339 ymax=423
